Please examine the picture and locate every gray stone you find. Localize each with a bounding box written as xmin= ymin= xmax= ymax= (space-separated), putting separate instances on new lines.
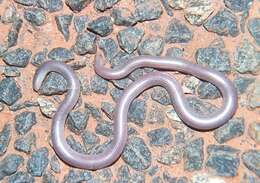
xmin=55 ymin=14 xmax=73 ymax=41
xmin=73 ymin=15 xmax=88 ymax=33
xmin=128 ymin=99 xmax=147 ymax=126
xmin=249 ymin=80 xmax=260 ymax=109
xmin=2 ymin=66 xmax=21 ymax=77
xmin=15 ymin=112 xmax=37 ymax=135
xmin=224 ymin=0 xmax=253 ymax=12
xmin=112 ymin=77 xmax=132 ymax=89
xmin=197 ymin=81 xmax=221 ymax=99
xmin=187 ymin=97 xmax=217 ymax=115
xmin=0 ymin=43 xmax=8 ymax=57
xmin=37 ymin=0 xmax=63 ymax=12
xmin=138 ymin=35 xmax=164 ymax=56
xmin=248 ymin=121 xmax=260 ymax=144
xmin=242 ymin=150 xmax=260 ymax=177
xmin=1 ymin=5 xmax=17 ymax=24
xmin=122 ymin=136 xmax=151 ymax=170
xmin=147 ymin=103 xmax=165 ymax=124
xmin=96 ymin=168 xmax=112 ymax=182
xmin=248 ymin=18 xmax=260 ymax=46
xmin=213 ymin=118 xmax=245 ymax=144
xmin=151 ymin=87 xmax=171 ymax=106
xmin=147 ymin=128 xmax=173 ymax=146
xmin=38 ymin=72 xmax=67 ymax=95
xmin=165 ymin=18 xmax=193 ymax=43
xmin=116 ymin=165 xmax=130 ymax=183
xmin=234 ymin=75 xmax=255 ymax=94
xmin=234 ymin=39 xmax=260 ymax=74
xmin=50 ymin=155 xmax=60 ymax=173
xmin=152 ymin=177 xmax=163 ymax=183
xmin=95 ymin=120 xmax=113 ymax=137
xmin=90 ymin=75 xmax=108 ymax=94
xmin=204 ymin=9 xmax=239 ymax=37
xmin=166 ymin=47 xmax=184 ymax=58
xmin=130 ymin=172 xmax=145 ymax=183
xmin=85 ymin=103 xmax=102 ymax=120
xmin=109 ymin=50 xmax=132 ymax=67
xmin=0 ymin=123 xmax=11 ymax=156
xmin=117 ymin=27 xmax=144 ymax=54
xmin=0 ymin=154 xmax=24 ymax=180
xmin=101 ymin=101 xmax=114 ymax=119
xmin=0 ymin=78 xmax=22 ymax=105
xmin=94 ymin=0 xmax=119 ymax=11
xmin=66 ymin=135 xmax=86 ymax=154
xmin=184 ymin=138 xmax=204 ymax=171
xmin=7 ymin=19 xmax=23 ymax=48
xmin=3 ymin=48 xmax=32 ymax=67
xmin=65 ymin=0 xmax=92 ymax=12
xmin=98 ymin=38 xmax=118 ymax=61
xmin=48 ymin=47 xmax=74 ymax=62
xmin=163 ymin=171 xmax=177 ymax=183
xmin=8 ymin=171 xmax=34 ymax=183
xmin=110 ymin=87 xmax=123 ymax=102
xmin=206 ymin=145 xmax=240 ymax=177
xmin=42 ymin=171 xmax=57 ymax=183
xmin=67 ymin=110 xmax=89 ymax=134
xmin=91 ymin=139 xmax=112 ymax=154
xmin=31 ymin=49 xmax=47 ymax=67
xmin=73 ymin=32 xmax=97 ymax=55
xmin=160 ymin=0 xmax=173 ymax=16
xmin=81 ymin=130 xmax=100 ymax=152
xmin=88 ymin=16 xmax=113 ymax=37
xmin=181 ymin=76 xmax=200 ymax=94
xmin=37 ymin=98 xmax=56 ymax=118
xmin=24 ymin=8 xmax=46 ymax=26
xmin=63 ymin=169 xmax=92 ymax=183
xmin=111 ymin=7 xmax=137 ymax=26
xmin=14 ymin=0 xmax=36 ymax=6
xmin=9 ymin=101 xmax=38 ymax=112
xmin=157 ymin=144 xmax=184 ymax=165
xmin=14 ymin=132 xmax=36 ymax=154
xmin=147 ymin=165 xmax=159 ymax=176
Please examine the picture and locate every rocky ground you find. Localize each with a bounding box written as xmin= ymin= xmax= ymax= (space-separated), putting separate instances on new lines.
xmin=0 ymin=0 xmax=260 ymax=182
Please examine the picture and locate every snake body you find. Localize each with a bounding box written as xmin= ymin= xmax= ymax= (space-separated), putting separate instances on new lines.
xmin=33 ymin=55 xmax=238 ymax=170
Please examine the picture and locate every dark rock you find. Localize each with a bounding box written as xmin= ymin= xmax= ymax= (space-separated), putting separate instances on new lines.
xmin=147 ymin=103 xmax=165 ymax=124
xmin=166 ymin=47 xmax=184 ymax=58
xmin=0 ymin=154 xmax=24 ymax=180
xmin=7 ymin=18 xmax=23 ymax=48
xmin=65 ymin=0 xmax=92 ymax=12
xmin=112 ymin=78 xmax=132 ymax=89
xmin=3 ymin=48 xmax=32 ymax=68
xmin=81 ymin=130 xmax=100 ymax=152
xmin=0 ymin=123 xmax=11 ymax=156
xmin=117 ymin=27 xmax=144 ymax=54
xmin=14 ymin=0 xmax=36 ymax=6
xmin=206 ymin=145 xmax=240 ymax=177
xmin=116 ymin=165 xmax=130 ymax=183
xmin=66 ymin=135 xmax=86 ymax=154
xmin=15 ymin=112 xmax=37 ymax=135
xmin=187 ymin=97 xmax=217 ymax=115
xmin=73 ymin=32 xmax=97 ymax=55
xmin=0 ymin=78 xmax=22 ymax=105
xmin=31 ymin=49 xmax=47 ymax=67
xmin=101 ymin=101 xmax=114 ymax=119
xmin=138 ymin=35 xmax=164 ymax=56
xmin=248 ymin=121 xmax=260 ymax=143
xmin=63 ymin=169 xmax=92 ymax=183
xmin=109 ymin=50 xmax=132 ymax=67
xmin=110 ymin=87 xmax=123 ymax=102
xmin=37 ymin=0 xmax=63 ymax=12
xmin=157 ymin=144 xmax=184 ymax=165
xmin=147 ymin=165 xmax=159 ymax=176
xmin=50 ymin=155 xmax=60 ymax=173
xmin=130 ymin=172 xmax=145 ymax=183
xmin=122 ymin=136 xmax=151 ymax=170
xmin=152 ymin=176 xmax=163 ymax=183
xmin=96 ymin=168 xmax=112 ymax=182
xmin=67 ymin=110 xmax=89 ymax=134
xmin=55 ymin=14 xmax=73 ymax=41
xmin=91 ymin=139 xmax=112 ymax=154
xmin=84 ymin=103 xmax=102 ymax=119
xmin=160 ymin=0 xmax=173 ymax=16
xmin=94 ymin=0 xmax=119 ymax=11
xmin=95 ymin=120 xmax=113 ymax=137
xmin=242 ymin=150 xmax=260 ymax=177
xmin=151 ymin=86 xmax=171 ymax=106
xmin=24 ymin=8 xmax=46 ymax=26
xmin=111 ymin=7 xmax=137 ymax=26
xmin=48 ymin=47 xmax=74 ymax=62
xmin=249 ymin=80 xmax=260 ymax=109
xmin=147 ymin=128 xmax=173 ymax=146
xmin=165 ymin=18 xmax=193 ymax=43
xmin=90 ymin=75 xmax=108 ymax=94
xmin=14 ymin=132 xmax=36 ymax=154
xmin=73 ymin=15 xmax=88 ymax=33
xmin=224 ymin=0 xmax=253 ymax=12
xmin=98 ymin=38 xmax=118 ymax=61
xmin=213 ymin=118 xmax=245 ymax=144
xmin=197 ymin=81 xmax=221 ymax=99
xmin=128 ymin=99 xmax=147 ymax=126
xmin=248 ymin=18 xmax=260 ymax=46
xmin=42 ymin=171 xmax=57 ymax=183
xmin=88 ymin=16 xmax=113 ymax=37
xmin=2 ymin=66 xmax=21 ymax=77
xmin=184 ymin=138 xmax=204 ymax=171
xmin=204 ymin=9 xmax=239 ymax=37
xmin=233 ymin=75 xmax=255 ymax=94
xmin=0 ymin=43 xmax=8 ymax=57
xmin=38 ymin=72 xmax=67 ymax=95
xmin=8 ymin=171 xmax=34 ymax=183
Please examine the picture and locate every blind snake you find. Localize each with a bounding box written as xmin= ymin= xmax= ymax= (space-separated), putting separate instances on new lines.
xmin=33 ymin=54 xmax=238 ymax=170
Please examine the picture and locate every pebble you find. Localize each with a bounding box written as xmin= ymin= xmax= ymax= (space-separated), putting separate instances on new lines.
xmin=42 ymin=171 xmax=58 ymax=183
xmin=0 ymin=123 xmax=11 ymax=156
xmin=130 ymin=172 xmax=145 ymax=183
xmin=50 ymin=155 xmax=60 ymax=173
xmin=122 ymin=136 xmax=151 ymax=170
xmin=37 ymin=97 xmax=57 ymax=118
xmin=55 ymin=14 xmax=73 ymax=42
xmin=224 ymin=0 xmax=253 ymax=12
xmin=9 ymin=101 xmax=38 ymax=112
xmin=165 ymin=18 xmax=193 ymax=43
xmin=1 ymin=66 xmax=21 ymax=77
xmin=234 ymin=39 xmax=260 ymax=74
xmin=24 ymin=8 xmax=46 ymax=26
xmin=1 ymin=5 xmax=17 ymax=24
xmin=88 ymin=16 xmax=113 ymax=37
xmin=242 ymin=150 xmax=260 ymax=177
xmin=117 ymin=27 xmax=144 ymax=54
xmin=48 ymin=47 xmax=74 ymax=62
xmin=138 ymin=35 xmax=165 ymax=56
xmin=66 ymin=135 xmax=86 ymax=154
xmin=190 ymin=173 xmax=225 ymax=183
xmin=65 ymin=0 xmax=92 ymax=12
xmin=197 ymin=81 xmax=221 ymax=99
xmin=147 ymin=103 xmax=165 ymax=124
xmin=67 ymin=110 xmax=89 ymax=134
xmin=181 ymin=75 xmax=200 ymax=94
xmin=147 ymin=128 xmax=173 ymax=146
xmin=128 ymin=99 xmax=147 ymax=126
xmin=206 ymin=145 xmax=240 ymax=177
xmin=204 ymin=9 xmax=239 ymax=37
xmin=73 ymin=15 xmax=88 ymax=33
xmin=0 ymin=77 xmax=22 ymax=105
xmin=15 ymin=111 xmax=37 ymax=135
xmin=101 ymin=101 xmax=114 ymax=120
xmin=111 ymin=7 xmax=137 ymax=26
xmin=14 ymin=0 xmax=37 ymax=6
xmin=213 ymin=117 xmax=245 ymax=144
xmin=248 ymin=18 xmax=260 ymax=46
xmin=98 ymin=38 xmax=118 ymax=61
xmin=90 ymin=75 xmax=108 ymax=94
xmin=37 ymin=0 xmax=63 ymax=12
xmin=96 ymin=168 xmax=113 ymax=182
xmin=73 ymin=32 xmax=97 ymax=55
xmin=94 ymin=0 xmax=119 ymax=11
xmin=166 ymin=47 xmax=184 ymax=58
xmin=14 ymin=132 xmax=36 ymax=154
xmin=147 ymin=165 xmax=159 ymax=176
xmin=157 ymin=144 xmax=184 ymax=165
xmin=62 ymin=169 xmax=92 ymax=183
xmin=249 ymin=79 xmax=260 ymax=109
xmin=7 ymin=18 xmax=23 ymax=48
xmin=248 ymin=121 xmax=260 ymax=143
xmin=31 ymin=49 xmax=47 ymax=67
xmin=85 ymin=103 xmax=102 ymax=120
xmin=116 ymin=165 xmax=130 ymax=182
xmin=8 ymin=171 xmax=35 ymax=183
xmin=151 ymin=86 xmax=171 ymax=106
xmin=233 ymin=75 xmax=255 ymax=94
xmin=3 ymin=48 xmax=32 ymax=68
xmin=152 ymin=176 xmax=163 ymax=183
xmin=110 ymin=87 xmax=123 ymax=102
xmin=81 ymin=130 xmax=100 ymax=153
xmin=0 ymin=43 xmax=8 ymax=57
xmin=0 ymin=154 xmax=24 ymax=180
xmin=95 ymin=120 xmax=113 ymax=137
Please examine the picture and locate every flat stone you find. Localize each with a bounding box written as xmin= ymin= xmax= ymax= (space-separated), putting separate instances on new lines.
xmin=14 ymin=132 xmax=36 ymax=154
xmin=0 ymin=78 xmax=22 ymax=105
xmin=147 ymin=103 xmax=165 ymax=124
xmin=110 ymin=87 xmax=123 ymax=102
xmin=213 ymin=118 xmax=245 ymax=144
xmin=248 ymin=18 xmax=260 ymax=46
xmin=138 ymin=35 xmax=164 ymax=56
xmin=249 ymin=80 xmax=260 ymax=109
xmin=37 ymin=98 xmax=57 ymax=118
xmin=66 ymin=135 xmax=86 ymax=154
xmin=37 ymin=0 xmax=63 ymax=12
xmin=101 ymin=101 xmax=114 ymax=120
xmin=0 ymin=43 xmax=8 ymax=57
xmin=111 ymin=7 xmax=137 ymax=26
xmin=94 ymin=0 xmax=119 ymax=11
xmin=90 ymin=75 xmax=108 ymax=94
xmin=234 ymin=39 xmax=260 ymax=74
xmin=65 ymin=0 xmax=92 ymax=12
xmin=42 ymin=171 xmax=57 ymax=183
xmin=96 ymin=168 xmax=112 ymax=182
xmin=3 ymin=48 xmax=32 ymax=67
xmin=117 ymin=27 xmax=144 ymax=54
xmin=147 ymin=128 xmax=173 ymax=146
xmin=14 ymin=0 xmax=37 ymax=6
xmin=15 ymin=111 xmax=37 ymax=135
xmin=24 ymin=8 xmax=46 ymax=26
xmin=116 ymin=165 xmax=130 ymax=183
xmin=1 ymin=5 xmax=17 ymax=24
xmin=130 ymin=172 xmax=145 ymax=183
xmin=48 ymin=47 xmax=74 ymax=62
xmin=166 ymin=47 xmax=184 ymax=58
xmin=81 ymin=130 xmax=100 ymax=153
xmin=165 ymin=18 xmax=193 ymax=43
xmin=152 ymin=176 xmax=163 ymax=183
xmin=88 ymin=16 xmax=113 ymax=37
xmin=233 ymin=75 xmax=255 ymax=94
xmin=147 ymin=165 xmax=159 ymax=176
xmin=7 ymin=18 xmax=23 ymax=48
xmin=151 ymin=86 xmax=171 ymax=106
xmin=248 ymin=121 xmax=260 ymax=143
xmin=122 ymin=136 xmax=151 ymax=170
xmin=31 ymin=49 xmax=47 ymax=67
xmin=128 ymin=99 xmax=147 ymax=127
xmin=50 ymin=155 xmax=60 ymax=173
xmin=204 ymin=9 xmax=239 ymax=37
xmin=62 ymin=169 xmax=92 ymax=183
xmin=9 ymin=100 xmax=38 ymax=112
xmin=181 ymin=75 xmax=200 ymax=94
xmin=85 ymin=103 xmax=102 ymax=120
xmin=242 ymin=150 xmax=260 ymax=177
xmin=197 ymin=81 xmax=221 ymax=99
xmin=73 ymin=15 xmax=88 ymax=33
xmin=190 ymin=173 xmax=225 ymax=183
xmin=98 ymin=38 xmax=118 ymax=61
xmin=73 ymin=32 xmax=97 ymax=55
xmin=157 ymin=144 xmax=184 ymax=165
xmin=55 ymin=14 xmax=73 ymax=42
xmin=1 ymin=66 xmax=21 ymax=77
xmin=224 ymin=0 xmax=253 ymax=12
xmin=8 ymin=171 xmax=34 ymax=183
xmin=0 ymin=123 xmax=11 ymax=156
xmin=95 ymin=120 xmax=113 ymax=137
xmin=67 ymin=110 xmax=89 ymax=134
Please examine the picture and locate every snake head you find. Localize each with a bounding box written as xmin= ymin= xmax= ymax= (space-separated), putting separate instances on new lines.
xmin=33 ymin=61 xmax=52 ymax=92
